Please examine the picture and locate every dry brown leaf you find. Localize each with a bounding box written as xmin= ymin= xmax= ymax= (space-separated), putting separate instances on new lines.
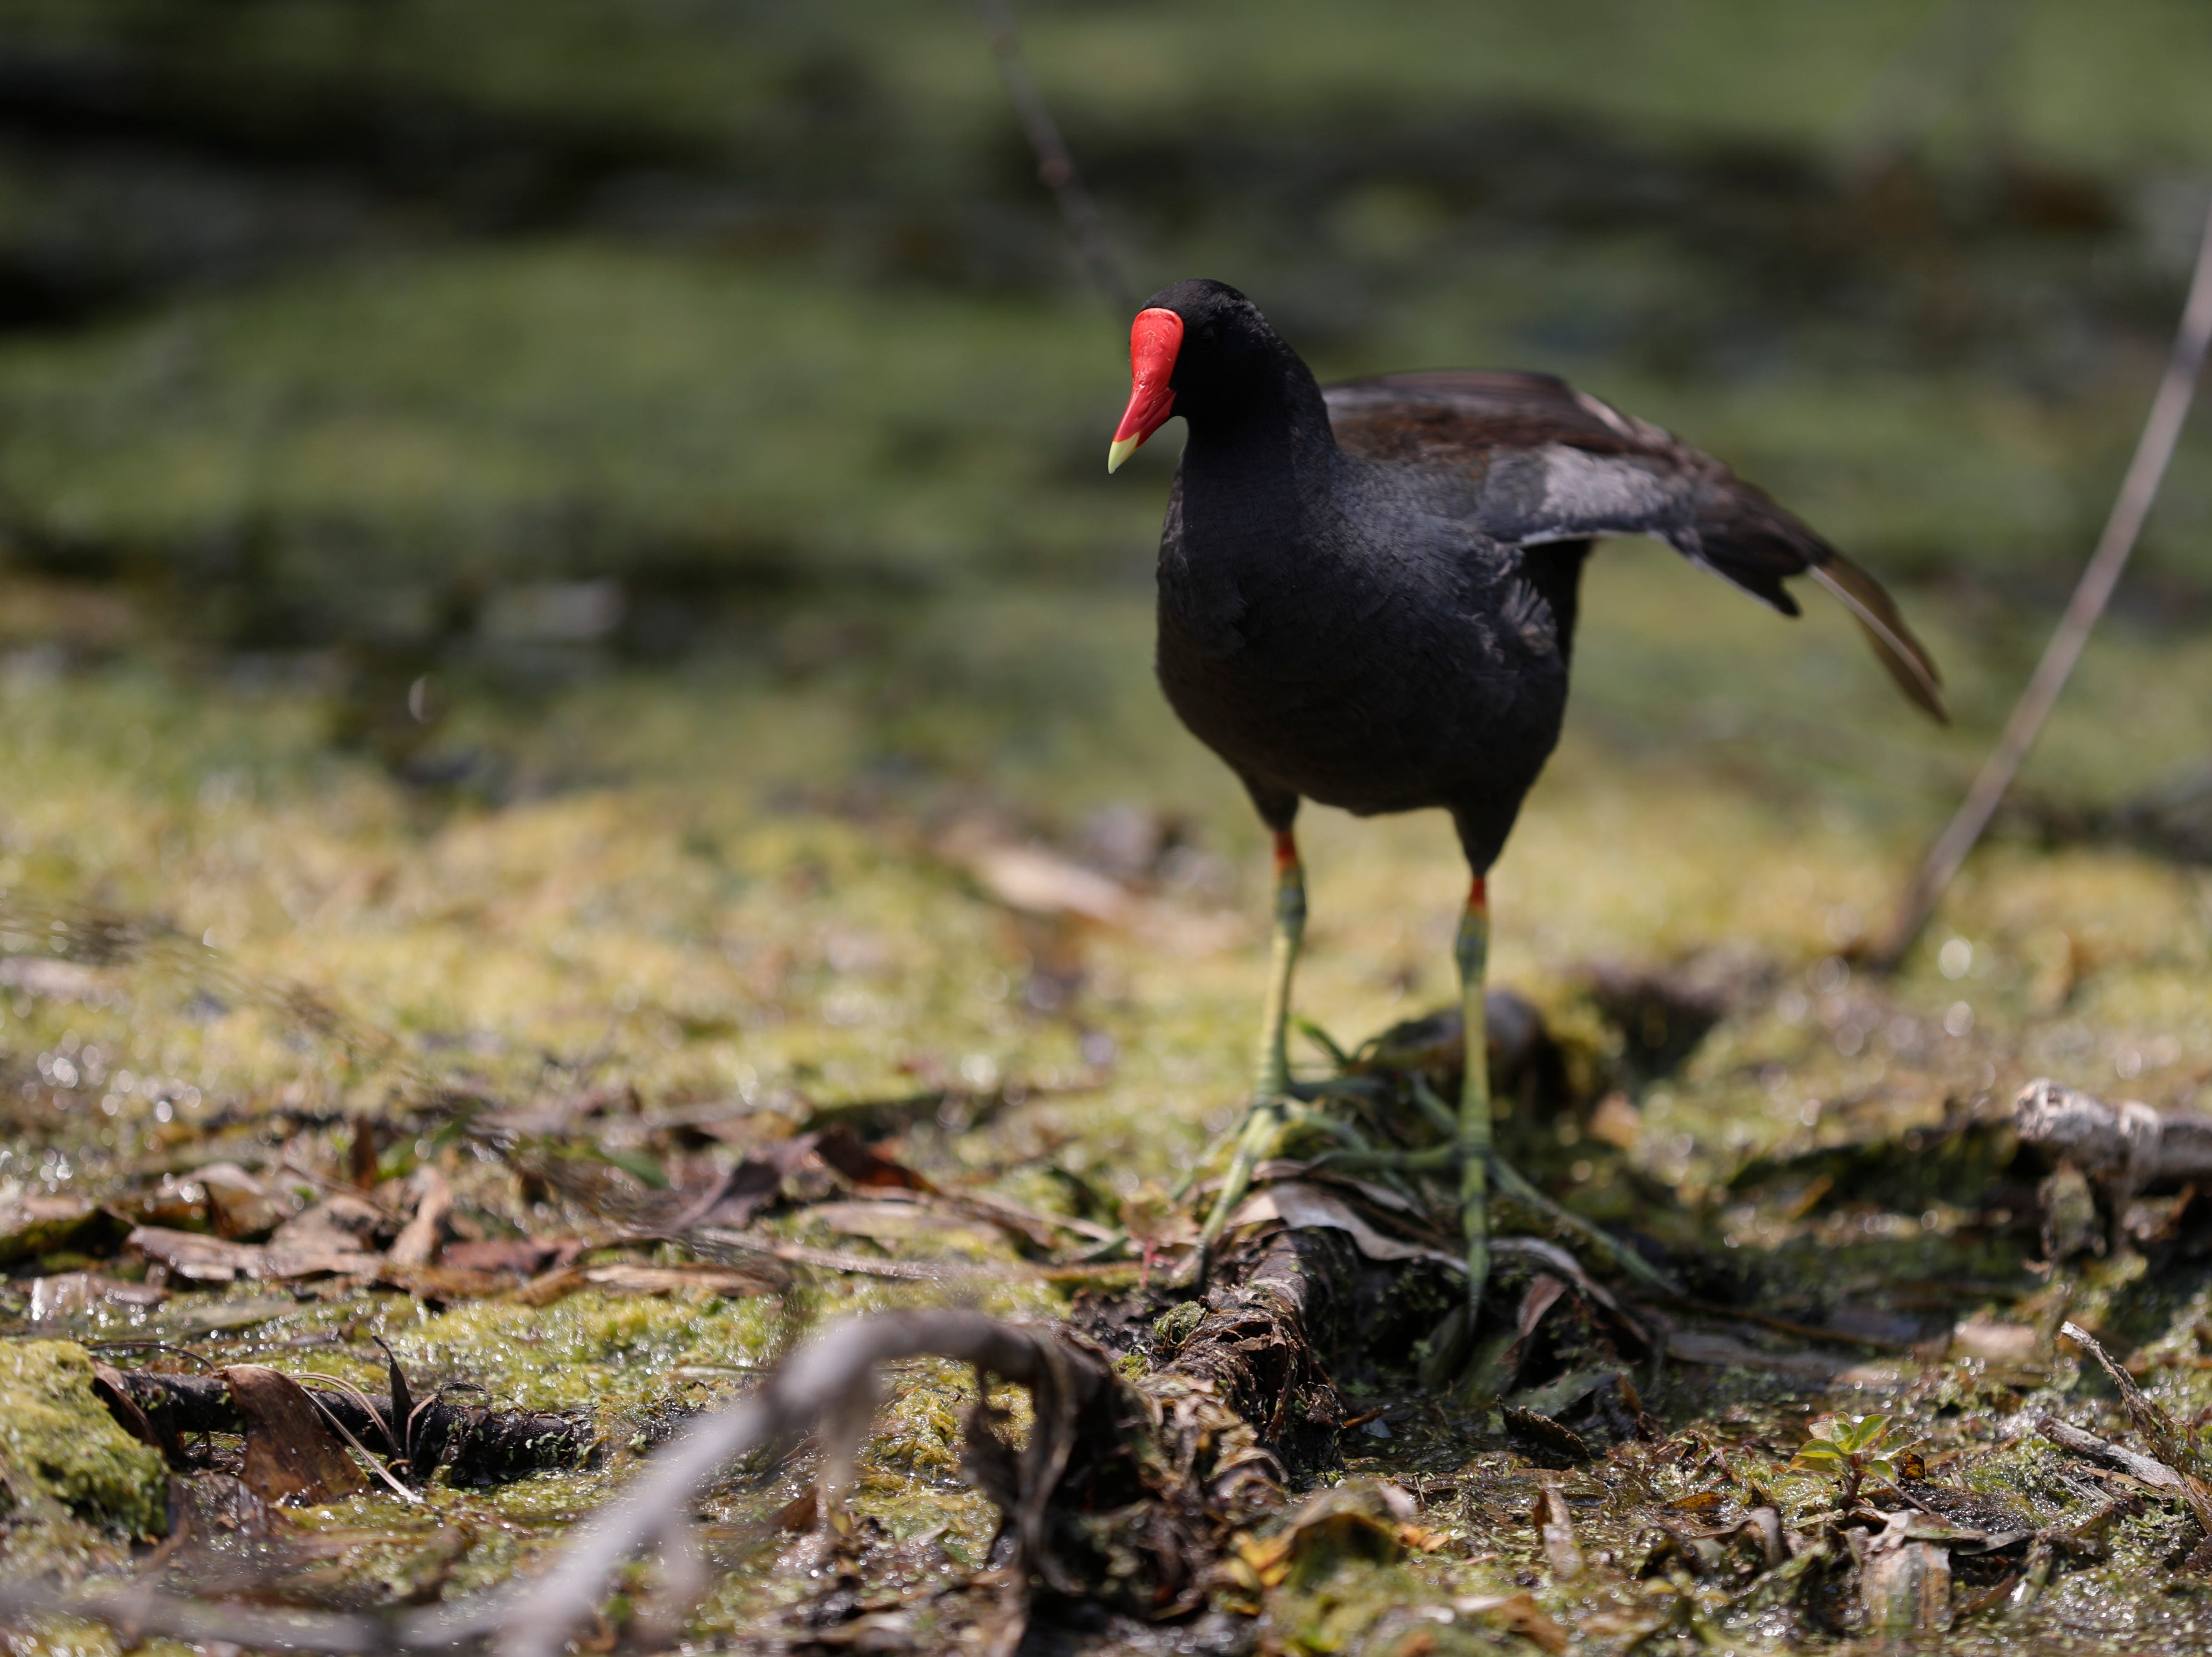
xmin=442 ymin=1238 xmax=585 ymax=1275
xmin=775 ymin=1489 xmax=820 ymax=1532
xmin=512 ymin=1264 xmax=590 ymax=1307
xmin=0 ymin=1194 xmax=132 ymax=1267
xmin=128 ymin=1226 xmax=262 ymax=1282
xmin=26 ymin=1271 xmax=167 ymax=1321
xmin=387 ymin=1167 xmax=453 ymax=1268
xmin=1951 ymin=1319 xmax=2038 ymax=1363
xmin=223 ymin=1365 xmax=371 ymax=1506
xmin=1531 ymin=1480 xmax=1583 ymax=1582
xmin=1453 ymin=1592 xmax=1568 ymax=1654
xmin=803 ymin=1199 xmax=1001 ymax=1248
xmin=810 ymin=1126 xmax=938 ymax=1195
xmin=1228 ymin=1182 xmax=1461 ymax=1269
xmin=132 ymin=1194 xmax=394 ymax=1282
xmin=1859 ymin=1510 xmax=1954 ymax=1633
xmin=375 ymin=1265 xmax=515 ymax=1301
xmin=956 ymin=840 xmax=1134 ymax=926
xmin=270 ymin=1195 xmax=391 ymax=1255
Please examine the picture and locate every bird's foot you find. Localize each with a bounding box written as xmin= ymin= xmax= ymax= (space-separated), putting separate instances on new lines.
xmin=1190 ymin=1094 xmax=1294 ymax=1286
xmin=1483 ymin=1152 xmax=1680 ymax=1298
xmin=1307 ymin=1134 xmax=1681 ymax=1299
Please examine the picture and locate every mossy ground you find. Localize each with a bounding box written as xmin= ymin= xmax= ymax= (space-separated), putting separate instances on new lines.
xmin=7 ymin=553 xmax=2212 ymax=1650
xmin=0 ymin=1340 xmax=167 ymax=1553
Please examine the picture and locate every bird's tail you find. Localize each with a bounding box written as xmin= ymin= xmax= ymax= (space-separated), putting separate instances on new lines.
xmin=1809 ymin=555 xmax=1948 ymax=724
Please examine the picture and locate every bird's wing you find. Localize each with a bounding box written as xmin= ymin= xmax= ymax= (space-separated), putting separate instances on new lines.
xmin=1324 ymin=371 xmax=1947 ymax=722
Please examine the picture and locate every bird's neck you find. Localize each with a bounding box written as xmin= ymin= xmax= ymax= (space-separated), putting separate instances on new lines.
xmin=1178 ymin=360 xmax=1339 ymax=546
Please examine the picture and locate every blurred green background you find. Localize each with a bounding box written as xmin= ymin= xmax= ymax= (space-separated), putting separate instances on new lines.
xmin=4 ymin=0 xmax=2212 ymax=1179
xmin=1 ymin=2 xmax=2209 ymax=788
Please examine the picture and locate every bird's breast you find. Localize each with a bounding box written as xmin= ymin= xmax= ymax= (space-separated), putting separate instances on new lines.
xmin=1156 ymin=555 xmax=1565 ymax=817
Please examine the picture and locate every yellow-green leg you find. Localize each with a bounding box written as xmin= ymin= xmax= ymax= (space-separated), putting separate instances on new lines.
xmin=1300 ymin=873 xmax=1681 ymax=1374
xmin=1456 ymin=876 xmax=1492 ymax=1322
xmin=1195 ymin=831 xmax=1306 ymax=1279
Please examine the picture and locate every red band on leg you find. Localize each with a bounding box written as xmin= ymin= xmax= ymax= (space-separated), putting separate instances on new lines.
xmin=1273 ymin=830 xmax=1300 ymax=876
xmin=1468 ymin=874 xmax=1488 ymax=912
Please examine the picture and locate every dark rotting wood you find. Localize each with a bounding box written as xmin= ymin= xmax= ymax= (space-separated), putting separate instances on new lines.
xmin=103 ymin=1369 xmax=594 ymax=1485
xmin=1151 ymin=1226 xmax=1350 ymax=1471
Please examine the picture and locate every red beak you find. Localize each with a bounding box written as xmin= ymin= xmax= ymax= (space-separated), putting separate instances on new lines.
xmin=1107 ymin=307 xmax=1183 ymax=472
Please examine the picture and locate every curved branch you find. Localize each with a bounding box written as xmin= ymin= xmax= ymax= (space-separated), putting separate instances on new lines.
xmin=0 ymin=1311 xmax=1112 ymax=1657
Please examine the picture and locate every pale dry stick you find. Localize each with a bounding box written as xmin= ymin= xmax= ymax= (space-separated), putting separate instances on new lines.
xmin=2011 ymin=1076 xmax=2212 ymax=1246
xmin=2058 ymin=1320 xmax=2212 ymax=1534
xmin=2037 ymin=1415 xmax=2186 ymax=1491
xmin=975 ymin=0 xmax=1136 ymax=314
xmin=492 ymin=1309 xmax=1091 ymax=1657
xmin=1877 ymin=193 xmax=2212 ymax=969
xmin=0 ymin=1581 xmax=405 ymax=1655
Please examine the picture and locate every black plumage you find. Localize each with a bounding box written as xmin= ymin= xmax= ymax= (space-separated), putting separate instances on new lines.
xmin=1142 ymin=279 xmax=1945 ymax=874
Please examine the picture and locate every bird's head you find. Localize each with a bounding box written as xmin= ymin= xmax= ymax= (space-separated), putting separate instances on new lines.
xmin=1107 ymin=279 xmax=1278 ymax=472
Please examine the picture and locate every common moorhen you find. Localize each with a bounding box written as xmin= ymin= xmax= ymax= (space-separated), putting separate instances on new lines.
xmin=1107 ymin=279 xmax=1945 ymax=1326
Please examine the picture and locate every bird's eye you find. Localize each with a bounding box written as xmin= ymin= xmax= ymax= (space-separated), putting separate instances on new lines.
xmin=1199 ymin=324 xmax=1217 ymax=342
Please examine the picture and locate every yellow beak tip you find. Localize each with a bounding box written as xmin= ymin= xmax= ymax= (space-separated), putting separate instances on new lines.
xmin=1107 ymin=435 xmax=1141 ymax=474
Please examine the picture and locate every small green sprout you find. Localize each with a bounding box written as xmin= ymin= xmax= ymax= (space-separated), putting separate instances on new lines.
xmin=1790 ymin=1414 xmax=1911 ymax=1509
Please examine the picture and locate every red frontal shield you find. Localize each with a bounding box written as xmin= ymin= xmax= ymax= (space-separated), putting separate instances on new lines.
xmin=1108 ymin=307 xmax=1183 ymax=471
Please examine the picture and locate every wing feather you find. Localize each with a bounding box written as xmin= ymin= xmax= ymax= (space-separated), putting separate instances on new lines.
xmin=1322 ymin=372 xmax=1948 ymax=722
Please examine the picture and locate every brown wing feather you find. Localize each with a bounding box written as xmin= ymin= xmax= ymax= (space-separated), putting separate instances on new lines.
xmin=1322 ymin=371 xmax=1949 ymax=723
xmin=1326 ymin=369 xmax=1647 ymax=461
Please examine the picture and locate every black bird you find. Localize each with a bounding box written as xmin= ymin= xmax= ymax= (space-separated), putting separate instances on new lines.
xmin=1106 ymin=279 xmax=1945 ymax=1322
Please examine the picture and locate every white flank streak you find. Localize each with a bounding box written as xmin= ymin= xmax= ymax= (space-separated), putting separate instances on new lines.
xmin=1536 ymin=445 xmax=1675 ymax=538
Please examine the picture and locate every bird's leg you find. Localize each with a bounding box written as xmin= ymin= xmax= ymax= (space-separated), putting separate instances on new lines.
xmin=1253 ymin=829 xmax=1307 ymax=1102
xmin=1456 ymin=876 xmax=1492 ymax=1324
xmin=1194 ymin=829 xmax=1306 ymax=1278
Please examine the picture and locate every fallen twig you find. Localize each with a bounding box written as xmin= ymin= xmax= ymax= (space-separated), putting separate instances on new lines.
xmin=491 ymin=1309 xmax=1115 ymax=1657
xmin=2037 ymin=1414 xmax=2186 ymax=1491
xmin=11 ymin=1220 xmax=1445 ymax=1655
xmin=2014 ymin=1079 xmax=2212 ymax=1256
xmin=974 ymin=0 xmax=1135 ymax=313
xmin=11 ymin=1311 xmax=1130 ymax=1657
xmin=2058 ymin=1321 xmax=2212 ymax=1534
